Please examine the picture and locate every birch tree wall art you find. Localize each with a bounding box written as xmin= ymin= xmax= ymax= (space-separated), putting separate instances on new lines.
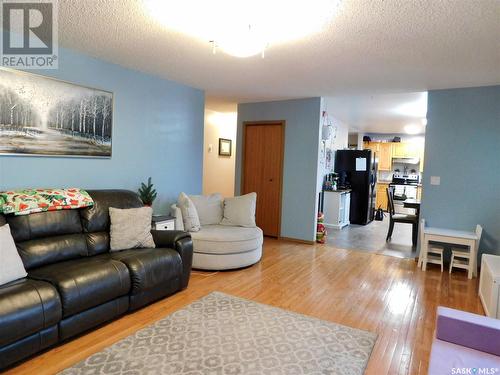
xmin=0 ymin=68 xmax=113 ymax=157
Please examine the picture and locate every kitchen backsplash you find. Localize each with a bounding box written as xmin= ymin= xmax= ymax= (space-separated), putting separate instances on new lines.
xmin=379 ymin=161 xmax=422 ymax=183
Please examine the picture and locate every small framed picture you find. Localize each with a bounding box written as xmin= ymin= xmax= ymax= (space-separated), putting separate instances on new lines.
xmin=219 ymin=138 xmax=232 ymax=156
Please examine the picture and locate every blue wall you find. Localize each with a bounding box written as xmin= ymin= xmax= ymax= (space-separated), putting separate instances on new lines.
xmin=236 ymin=98 xmax=322 ymax=242
xmin=421 ymin=85 xmax=500 ymax=256
xmin=0 ymin=48 xmax=205 ymax=213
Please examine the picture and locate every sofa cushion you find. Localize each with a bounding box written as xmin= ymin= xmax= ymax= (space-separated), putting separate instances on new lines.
xmin=177 ymin=192 xmax=201 ymax=232
xmin=0 ymin=278 xmax=61 ymax=347
xmin=109 ymin=207 xmax=155 ymax=251
xmin=104 ymin=248 xmax=182 ymax=295
xmin=29 ymin=257 xmax=130 ymax=318
xmin=79 ymin=190 xmax=144 ymax=256
xmin=189 ymin=193 xmax=223 ymax=225
xmin=80 ymin=190 xmax=143 ymax=233
xmin=16 ymin=234 xmax=88 ymax=270
xmin=0 ymin=224 xmax=27 ymax=285
xmin=6 ymin=209 xmax=83 ymax=243
xmin=429 ymin=339 xmax=500 ymax=374
xmin=221 ymin=193 xmax=257 ymax=228
xmin=191 ymin=225 xmax=263 ymax=255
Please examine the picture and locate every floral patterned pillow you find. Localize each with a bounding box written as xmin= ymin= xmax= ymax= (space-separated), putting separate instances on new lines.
xmin=0 ymin=188 xmax=94 ymax=216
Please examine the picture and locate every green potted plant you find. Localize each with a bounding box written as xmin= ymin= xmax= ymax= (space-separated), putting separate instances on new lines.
xmin=138 ymin=177 xmax=157 ymax=206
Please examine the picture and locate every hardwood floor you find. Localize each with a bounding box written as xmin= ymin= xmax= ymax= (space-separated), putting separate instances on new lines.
xmin=6 ymin=238 xmax=483 ymax=375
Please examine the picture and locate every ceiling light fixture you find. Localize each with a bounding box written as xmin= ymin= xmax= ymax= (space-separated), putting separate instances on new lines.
xmin=404 ymin=124 xmax=422 ymax=135
xmin=144 ymin=0 xmax=342 ymax=58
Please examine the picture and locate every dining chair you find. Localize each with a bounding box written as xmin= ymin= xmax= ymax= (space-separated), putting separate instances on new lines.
xmin=386 ymin=186 xmax=418 ymax=246
xmin=449 ymin=225 xmax=483 ymax=274
xmin=420 ymin=219 xmax=444 ymax=272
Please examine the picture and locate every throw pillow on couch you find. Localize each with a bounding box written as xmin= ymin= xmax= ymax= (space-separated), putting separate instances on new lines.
xmin=109 ymin=206 xmax=156 ymax=251
xmin=177 ymin=192 xmax=201 ymax=232
xmin=221 ymin=193 xmax=257 ymax=228
xmin=0 ymin=223 xmax=28 ymax=285
xmin=176 ymin=192 xmax=257 ymax=231
xmin=189 ymin=193 xmax=223 ymax=225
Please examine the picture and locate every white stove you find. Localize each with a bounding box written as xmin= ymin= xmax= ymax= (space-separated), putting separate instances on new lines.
xmin=390 ymin=173 xmax=419 ymax=214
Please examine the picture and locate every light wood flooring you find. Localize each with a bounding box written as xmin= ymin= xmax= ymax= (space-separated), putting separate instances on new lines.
xmin=6 ymin=238 xmax=483 ymax=375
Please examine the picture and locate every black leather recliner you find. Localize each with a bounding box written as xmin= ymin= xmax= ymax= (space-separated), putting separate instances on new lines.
xmin=0 ymin=190 xmax=193 ymax=369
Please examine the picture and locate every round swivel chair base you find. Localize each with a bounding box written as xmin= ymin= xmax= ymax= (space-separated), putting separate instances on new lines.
xmin=192 ymin=246 xmax=262 ymax=271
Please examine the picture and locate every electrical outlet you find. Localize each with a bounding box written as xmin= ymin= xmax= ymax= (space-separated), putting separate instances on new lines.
xmin=208 ymin=144 xmax=213 ymax=153
xmin=430 ymin=176 xmax=441 ymax=185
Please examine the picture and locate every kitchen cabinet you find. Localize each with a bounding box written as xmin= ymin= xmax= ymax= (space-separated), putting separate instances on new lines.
xmin=364 ymin=140 xmax=425 ymax=172
xmin=392 ymin=142 xmax=406 ymax=158
xmin=364 ymin=142 xmax=393 ymax=171
xmin=378 ymin=143 xmax=393 ymax=171
xmin=376 ymin=183 xmax=389 ymax=211
xmin=363 ymin=141 xmax=379 ymax=154
xmin=323 ymin=190 xmax=351 ymax=229
xmin=392 ymin=142 xmax=420 ymax=158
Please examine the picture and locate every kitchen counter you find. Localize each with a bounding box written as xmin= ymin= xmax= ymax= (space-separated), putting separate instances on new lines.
xmin=324 ymin=189 xmax=352 ymax=193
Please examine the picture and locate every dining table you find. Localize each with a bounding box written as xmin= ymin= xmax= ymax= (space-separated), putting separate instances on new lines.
xmin=403 ymin=198 xmax=421 ymax=217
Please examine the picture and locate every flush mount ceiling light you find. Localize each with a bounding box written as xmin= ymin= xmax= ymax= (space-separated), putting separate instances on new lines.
xmin=144 ymin=0 xmax=342 ymax=58
xmin=404 ymin=124 xmax=422 ymax=135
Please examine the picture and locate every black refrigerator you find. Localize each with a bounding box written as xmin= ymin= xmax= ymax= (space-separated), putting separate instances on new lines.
xmin=335 ymin=150 xmax=378 ymax=225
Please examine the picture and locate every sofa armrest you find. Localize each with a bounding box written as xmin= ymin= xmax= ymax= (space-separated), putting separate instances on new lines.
xmin=436 ymin=306 xmax=500 ymax=356
xmin=151 ymin=230 xmax=193 ymax=289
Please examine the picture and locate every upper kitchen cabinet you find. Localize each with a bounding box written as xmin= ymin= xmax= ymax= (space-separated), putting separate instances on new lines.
xmin=392 ymin=142 xmax=420 ymax=158
xmin=363 ymin=141 xmax=392 ymax=170
xmin=363 ymin=141 xmax=379 ymax=154
xmin=378 ymin=143 xmax=393 ymax=171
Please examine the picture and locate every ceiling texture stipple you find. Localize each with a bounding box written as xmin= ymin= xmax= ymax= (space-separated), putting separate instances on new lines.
xmin=58 ymin=0 xmax=499 ymax=113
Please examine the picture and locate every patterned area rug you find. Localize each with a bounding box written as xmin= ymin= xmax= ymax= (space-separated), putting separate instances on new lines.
xmin=60 ymin=292 xmax=377 ymax=375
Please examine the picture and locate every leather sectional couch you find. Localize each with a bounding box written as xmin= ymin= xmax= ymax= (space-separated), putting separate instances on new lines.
xmin=0 ymin=190 xmax=193 ymax=370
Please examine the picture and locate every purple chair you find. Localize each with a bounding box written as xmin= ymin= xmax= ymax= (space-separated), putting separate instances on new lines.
xmin=429 ymin=306 xmax=500 ymax=374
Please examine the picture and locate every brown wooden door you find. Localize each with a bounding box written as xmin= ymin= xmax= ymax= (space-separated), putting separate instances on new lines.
xmin=242 ymin=122 xmax=284 ymax=237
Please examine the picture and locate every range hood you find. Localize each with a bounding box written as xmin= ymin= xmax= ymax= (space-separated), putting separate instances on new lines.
xmin=393 ymin=157 xmax=420 ymax=164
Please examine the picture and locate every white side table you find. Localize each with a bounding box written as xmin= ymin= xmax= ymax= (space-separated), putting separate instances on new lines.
xmin=152 ymin=215 xmax=175 ymax=231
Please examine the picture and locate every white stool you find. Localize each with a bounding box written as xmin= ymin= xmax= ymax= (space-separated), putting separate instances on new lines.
xmin=425 ymin=244 xmax=444 ymax=272
xmin=420 ymin=219 xmax=444 ymax=272
xmin=449 ymin=225 xmax=482 ymax=275
xmin=449 ymin=248 xmax=471 ymax=274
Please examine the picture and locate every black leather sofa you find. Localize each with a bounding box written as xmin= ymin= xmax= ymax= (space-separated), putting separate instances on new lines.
xmin=0 ymin=190 xmax=193 ymax=369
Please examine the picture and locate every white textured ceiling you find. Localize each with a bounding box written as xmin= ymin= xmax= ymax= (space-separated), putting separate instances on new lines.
xmin=58 ymin=0 xmax=500 ymax=104
xmin=324 ymin=92 xmax=428 ymax=134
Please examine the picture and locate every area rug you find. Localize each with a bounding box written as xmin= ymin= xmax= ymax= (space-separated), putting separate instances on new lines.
xmin=60 ymin=292 xmax=377 ymax=375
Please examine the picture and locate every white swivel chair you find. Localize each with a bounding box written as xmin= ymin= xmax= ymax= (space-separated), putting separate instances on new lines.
xmin=449 ymin=225 xmax=482 ymax=275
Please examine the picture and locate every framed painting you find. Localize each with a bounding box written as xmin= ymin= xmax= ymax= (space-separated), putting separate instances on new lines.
xmin=0 ymin=67 xmax=113 ymax=157
xmin=218 ymin=138 xmax=232 ymax=156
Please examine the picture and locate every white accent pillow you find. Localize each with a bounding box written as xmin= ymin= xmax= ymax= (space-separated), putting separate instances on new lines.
xmin=109 ymin=207 xmax=156 ymax=251
xmin=171 ymin=204 xmax=185 ymax=231
xmin=0 ymin=224 xmax=27 ymax=285
xmin=221 ymin=192 xmax=257 ymax=228
xmin=189 ymin=193 xmax=223 ymax=225
xmin=177 ymin=192 xmax=201 ymax=232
